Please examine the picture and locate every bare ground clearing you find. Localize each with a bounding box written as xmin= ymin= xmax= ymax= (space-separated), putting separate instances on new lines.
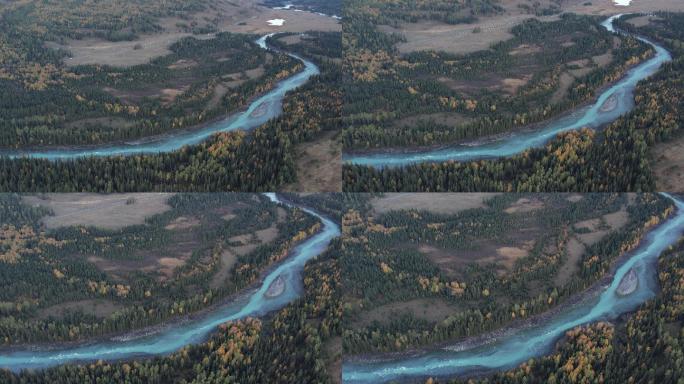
xmin=371 ymin=193 xmax=497 ymax=215
xmin=22 ymin=193 xmax=173 ymax=230
xmin=392 ymin=112 xmax=473 ymax=129
xmin=205 ymin=66 xmax=266 ymax=110
xmin=554 ymin=237 xmax=586 ymax=287
xmin=84 ymin=202 xmax=245 ymax=282
xmin=377 ymin=13 xmax=558 ymax=55
xmin=64 ymin=117 xmax=135 ymax=131
xmin=651 ymin=135 xmax=684 ymax=193
xmin=556 ymin=200 xmax=632 ymax=286
xmin=37 ymin=299 xmax=122 ymax=320
xmin=352 ymin=298 xmax=458 ymax=327
xmin=552 ymin=72 xmax=576 ymax=104
xmin=562 ymin=0 xmax=684 ymax=15
xmin=210 ymin=249 xmax=239 ymax=289
xmin=324 ymin=337 xmax=342 ymax=384
xmin=509 ymin=43 xmax=542 ymax=56
xmin=87 ymin=248 xmax=191 ymax=282
xmin=552 ymin=52 xmax=611 ymax=103
xmin=438 ymin=74 xmax=533 ymax=97
xmin=627 ymin=15 xmax=663 ymax=27
xmin=497 ymin=243 xmax=535 ymax=269
xmin=165 ymin=216 xmax=201 ymax=230
xmin=285 ymin=130 xmax=342 ymax=192
xmin=212 ymin=220 xmax=281 ymax=287
xmin=278 ymin=34 xmax=304 ymax=45
xmin=228 ymin=225 xmax=279 ymax=246
xmin=417 ymin=233 xmax=539 ymax=278
xmin=504 ymin=197 xmax=545 ymax=214
xmin=103 ymin=76 xmax=195 ymax=105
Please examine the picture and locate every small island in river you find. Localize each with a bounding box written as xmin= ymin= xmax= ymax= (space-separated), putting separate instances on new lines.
xmin=616 ymin=267 xmax=639 ymax=296
xmin=599 ymin=93 xmax=619 ymax=113
xmin=265 ymin=275 xmax=286 ymax=298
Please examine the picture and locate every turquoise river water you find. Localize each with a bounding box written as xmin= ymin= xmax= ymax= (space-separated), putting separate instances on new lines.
xmin=345 ymin=14 xmax=672 ymax=167
xmin=0 ymin=36 xmax=319 ymax=160
xmin=0 ymin=193 xmax=340 ymax=371
xmin=342 ymin=193 xmax=684 ymax=383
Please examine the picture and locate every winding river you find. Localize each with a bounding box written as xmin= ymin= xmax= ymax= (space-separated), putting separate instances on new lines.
xmin=0 ymin=36 xmax=319 ymax=160
xmin=345 ymin=14 xmax=672 ymax=167
xmin=0 ymin=193 xmax=340 ymax=371
xmin=343 ymin=193 xmax=684 ymax=383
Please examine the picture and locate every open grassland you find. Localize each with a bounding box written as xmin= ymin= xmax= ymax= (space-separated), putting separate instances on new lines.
xmin=370 ymin=193 xmax=497 ymax=214
xmin=22 ymin=193 xmax=173 ymax=230
xmin=379 ymin=0 xmax=684 ymax=55
xmin=47 ymin=0 xmax=339 ymax=67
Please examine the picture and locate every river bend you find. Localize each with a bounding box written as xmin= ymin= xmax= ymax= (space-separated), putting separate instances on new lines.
xmin=0 ymin=36 xmax=319 ymax=160
xmin=0 ymin=193 xmax=340 ymax=371
xmin=342 ymin=193 xmax=684 ymax=383
xmin=345 ymin=14 xmax=672 ymax=168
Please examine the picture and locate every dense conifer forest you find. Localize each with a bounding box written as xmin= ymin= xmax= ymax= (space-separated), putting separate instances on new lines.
xmin=343 ymin=11 xmax=684 ymax=192
xmin=0 ymin=192 xmax=344 ymax=383
xmin=0 ymin=0 xmax=341 ymax=191
xmin=440 ymin=235 xmax=684 ymax=384
xmin=340 ymin=193 xmax=672 ymax=354
xmin=0 ymin=30 xmax=341 ymax=192
xmin=0 ymin=193 xmax=323 ymax=344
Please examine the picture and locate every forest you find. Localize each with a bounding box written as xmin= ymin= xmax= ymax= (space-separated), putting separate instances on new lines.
xmin=0 ymin=0 xmax=292 ymax=146
xmin=343 ymin=11 xmax=684 ymax=192
xmin=0 ymin=236 xmax=343 ymax=384
xmin=0 ymin=31 xmax=300 ymax=146
xmin=0 ymin=0 xmax=342 ymax=192
xmin=342 ymin=6 xmax=650 ymax=150
xmin=340 ymin=193 xmax=673 ymax=354
xmin=0 ymin=192 xmax=344 ymax=383
xmin=439 ymin=234 xmax=684 ymax=384
xmin=0 ymin=30 xmax=342 ymax=192
xmin=0 ymin=193 xmax=324 ymax=344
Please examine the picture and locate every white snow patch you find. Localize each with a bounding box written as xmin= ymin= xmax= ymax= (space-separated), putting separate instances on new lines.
xmin=267 ymin=19 xmax=285 ymax=26
xmin=613 ymin=0 xmax=632 ymax=6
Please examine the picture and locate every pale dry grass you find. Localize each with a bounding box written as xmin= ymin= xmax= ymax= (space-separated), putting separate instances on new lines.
xmin=374 ymin=0 xmax=684 ymax=56
xmin=47 ymin=0 xmax=339 ymax=67
xmin=504 ymin=197 xmax=545 ymax=214
xmin=22 ymin=193 xmax=173 ymax=230
xmin=371 ymin=193 xmax=497 ymax=214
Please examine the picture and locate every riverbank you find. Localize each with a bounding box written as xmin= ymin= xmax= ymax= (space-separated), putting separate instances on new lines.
xmin=343 ymin=50 xmax=650 ymax=159
xmin=0 ymin=34 xmax=319 ymax=160
xmin=0 ymin=195 xmax=329 ymax=362
xmin=343 ymin=194 xmax=680 ymax=382
xmin=345 ymin=14 xmax=671 ymax=167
